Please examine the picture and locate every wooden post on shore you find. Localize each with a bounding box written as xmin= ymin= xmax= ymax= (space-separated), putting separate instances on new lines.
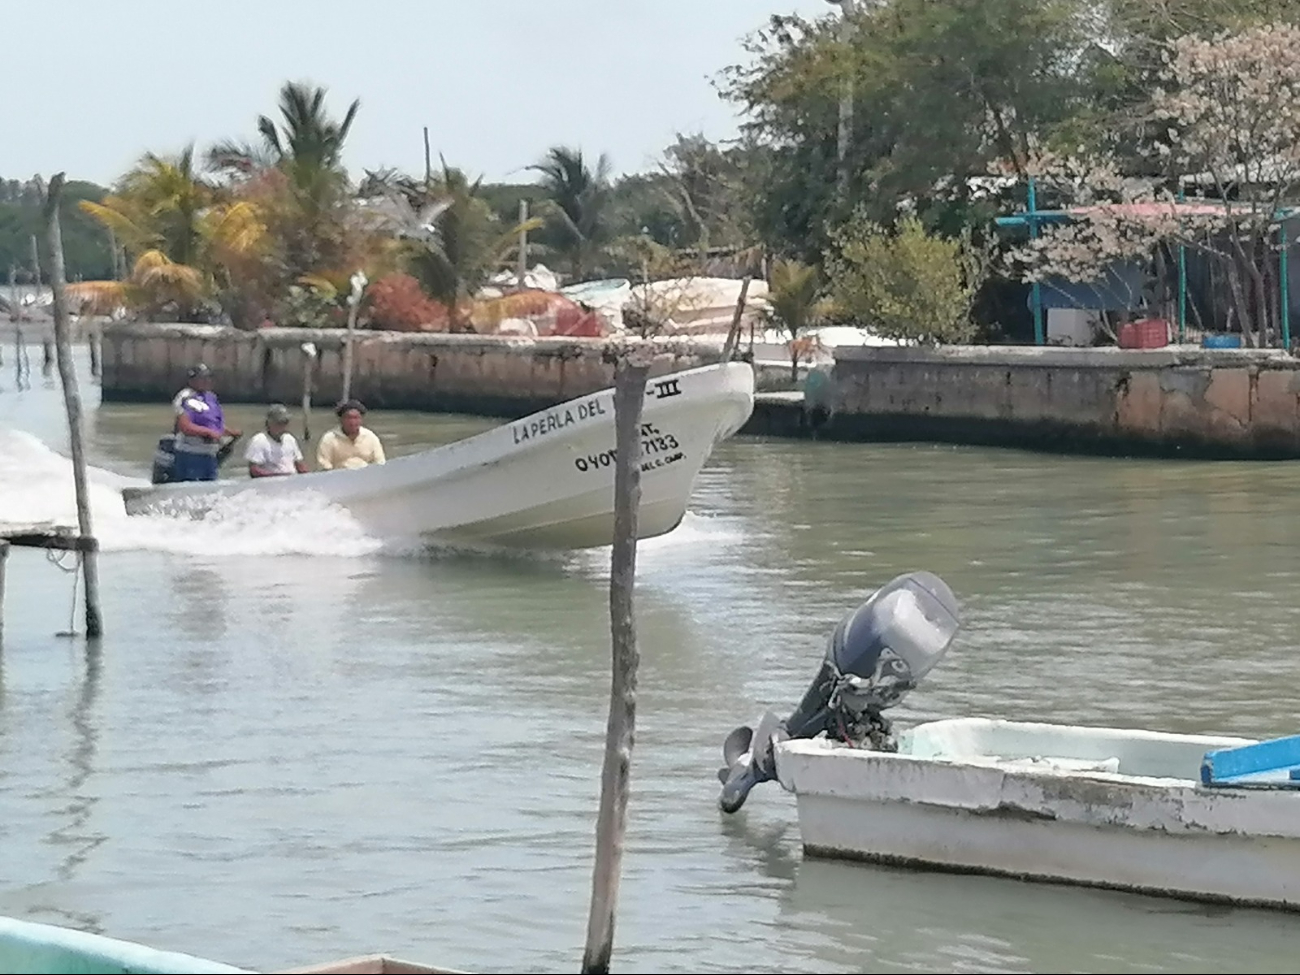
xmin=29 ymin=233 xmax=42 ymax=300
xmin=301 ymin=341 xmax=317 ymax=442
xmin=341 ymin=271 xmax=366 ymax=404
xmin=721 ymin=275 xmax=753 ymax=361
xmin=517 ymin=199 xmax=529 ymax=291
xmin=581 ymin=344 xmax=654 ymax=975
xmin=42 ymin=174 xmax=102 ymax=639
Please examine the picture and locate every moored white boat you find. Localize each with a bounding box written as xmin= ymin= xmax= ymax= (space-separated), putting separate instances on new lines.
xmin=120 ymin=362 xmax=754 ymax=550
xmin=775 ymin=717 xmax=1300 ymax=910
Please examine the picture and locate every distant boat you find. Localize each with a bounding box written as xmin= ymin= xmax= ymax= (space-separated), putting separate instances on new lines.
xmin=121 ymin=362 xmax=755 ymax=551
xmin=0 ymin=914 xmax=465 ymax=973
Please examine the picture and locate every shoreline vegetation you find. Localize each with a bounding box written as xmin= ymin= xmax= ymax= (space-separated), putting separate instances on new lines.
xmin=8 ymin=3 xmax=1300 ymax=358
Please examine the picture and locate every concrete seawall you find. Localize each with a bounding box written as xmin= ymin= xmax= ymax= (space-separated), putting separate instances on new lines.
xmin=743 ymin=346 xmax=1300 ymax=459
xmin=101 ymin=323 xmax=726 ymax=416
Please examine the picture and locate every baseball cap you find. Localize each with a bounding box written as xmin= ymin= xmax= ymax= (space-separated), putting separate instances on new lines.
xmin=266 ymin=403 xmax=291 ymax=424
xmin=187 ymin=363 xmax=212 ymax=378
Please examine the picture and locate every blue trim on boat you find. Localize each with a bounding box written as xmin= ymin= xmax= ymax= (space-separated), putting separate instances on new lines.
xmin=1202 ymin=735 xmax=1300 ymax=789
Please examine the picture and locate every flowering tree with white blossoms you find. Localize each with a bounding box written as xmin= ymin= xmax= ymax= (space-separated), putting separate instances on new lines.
xmin=1012 ymin=22 xmax=1300 ymax=347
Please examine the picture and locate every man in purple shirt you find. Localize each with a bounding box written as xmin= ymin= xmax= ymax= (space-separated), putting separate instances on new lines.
xmin=171 ymin=364 xmax=240 ymax=482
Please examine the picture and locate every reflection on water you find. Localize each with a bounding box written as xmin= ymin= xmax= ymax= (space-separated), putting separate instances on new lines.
xmin=3 ymin=356 xmax=1300 ymax=973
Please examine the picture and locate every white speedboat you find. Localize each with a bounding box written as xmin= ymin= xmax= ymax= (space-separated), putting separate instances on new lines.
xmin=715 ymin=571 xmax=1300 ymax=911
xmin=121 ymin=362 xmax=754 ymax=550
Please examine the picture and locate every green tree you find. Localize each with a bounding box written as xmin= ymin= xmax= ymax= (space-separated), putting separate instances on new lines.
xmin=531 ymin=146 xmax=614 ymax=282
xmin=825 ymin=214 xmax=985 ymax=345
xmin=78 ymin=148 xmax=267 ymax=322
xmin=764 ymin=258 xmax=828 ymax=382
xmin=366 ymin=162 xmax=541 ymax=329
xmin=207 ymin=81 xmax=363 ymax=283
xmin=1 ymin=176 xmax=113 ymax=284
xmin=725 ymin=1 xmax=1095 ymax=255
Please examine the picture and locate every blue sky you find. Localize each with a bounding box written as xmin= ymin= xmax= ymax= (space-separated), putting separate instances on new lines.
xmin=4 ymin=0 xmax=833 ymax=186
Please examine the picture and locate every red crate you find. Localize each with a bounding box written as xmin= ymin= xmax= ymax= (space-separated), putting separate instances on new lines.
xmin=1118 ymin=318 xmax=1169 ymax=349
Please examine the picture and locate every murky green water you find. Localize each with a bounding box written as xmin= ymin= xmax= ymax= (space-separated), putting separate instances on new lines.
xmin=3 ymin=354 xmax=1300 ymax=973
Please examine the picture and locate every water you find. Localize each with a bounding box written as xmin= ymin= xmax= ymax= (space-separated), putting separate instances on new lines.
xmin=3 ymin=354 xmax=1300 ymax=973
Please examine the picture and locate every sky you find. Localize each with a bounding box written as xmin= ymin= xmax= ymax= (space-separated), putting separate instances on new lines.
xmin=3 ymin=0 xmax=834 ymax=188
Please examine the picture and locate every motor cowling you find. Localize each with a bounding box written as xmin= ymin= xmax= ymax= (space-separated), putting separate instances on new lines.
xmin=718 ymin=571 xmax=960 ymax=814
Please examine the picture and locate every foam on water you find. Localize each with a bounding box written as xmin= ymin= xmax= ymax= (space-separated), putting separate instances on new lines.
xmin=0 ymin=430 xmax=383 ymax=558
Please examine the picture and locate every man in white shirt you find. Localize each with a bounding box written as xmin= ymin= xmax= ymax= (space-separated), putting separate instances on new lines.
xmin=316 ymin=399 xmax=386 ymax=471
xmin=245 ymin=404 xmax=307 ymax=478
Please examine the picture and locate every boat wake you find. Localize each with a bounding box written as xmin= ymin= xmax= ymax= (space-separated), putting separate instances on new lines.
xmin=0 ymin=430 xmax=382 ymax=558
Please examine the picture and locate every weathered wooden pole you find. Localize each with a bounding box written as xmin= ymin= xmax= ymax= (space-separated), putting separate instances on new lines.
xmin=721 ymin=275 xmax=753 ymax=361
xmin=42 ymin=333 xmax=54 ymax=373
xmin=42 ymin=174 xmax=102 ymax=639
xmin=517 ymin=199 xmax=529 ymax=291
xmin=0 ymin=539 xmax=9 ymax=645
xmin=30 ymin=233 xmax=42 ymax=300
xmin=301 ymin=341 xmax=317 ymax=441
xmin=581 ymin=343 xmax=654 ymax=975
xmin=340 ymin=271 xmax=366 ymax=404
xmin=88 ymin=324 xmax=101 ymax=378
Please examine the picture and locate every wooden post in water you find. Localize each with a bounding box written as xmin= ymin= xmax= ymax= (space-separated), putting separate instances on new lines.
xmin=581 ymin=343 xmax=654 ymax=975
xmin=88 ymin=323 xmax=101 ymax=378
xmin=0 ymin=539 xmax=9 ymax=645
xmin=42 ymin=174 xmax=103 ymax=639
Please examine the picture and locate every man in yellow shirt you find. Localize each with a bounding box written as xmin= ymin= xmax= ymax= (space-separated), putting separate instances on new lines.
xmin=317 ymin=399 xmax=387 ymax=471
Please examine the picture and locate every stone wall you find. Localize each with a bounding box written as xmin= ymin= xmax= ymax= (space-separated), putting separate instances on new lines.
xmin=101 ymin=323 xmax=726 ymax=416
xmin=808 ymin=345 xmax=1300 ymax=459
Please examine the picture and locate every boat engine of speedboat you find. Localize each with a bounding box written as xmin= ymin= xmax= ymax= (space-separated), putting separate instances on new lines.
xmin=717 ymin=571 xmax=961 ymax=813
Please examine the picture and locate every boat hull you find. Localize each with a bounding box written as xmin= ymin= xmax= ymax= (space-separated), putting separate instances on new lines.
xmin=775 ymin=718 xmax=1300 ymax=910
xmin=120 ymin=362 xmax=754 ymax=551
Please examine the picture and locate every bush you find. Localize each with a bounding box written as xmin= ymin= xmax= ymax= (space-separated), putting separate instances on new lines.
xmin=824 ymin=214 xmax=985 ymax=345
xmin=366 ymin=273 xmax=449 ymax=332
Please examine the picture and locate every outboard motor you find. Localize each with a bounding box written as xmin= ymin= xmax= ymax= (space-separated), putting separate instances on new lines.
xmin=150 ymin=434 xmax=178 ymax=485
xmin=718 ymin=571 xmax=960 ymax=813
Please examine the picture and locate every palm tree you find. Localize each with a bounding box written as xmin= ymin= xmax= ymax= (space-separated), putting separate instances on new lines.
xmin=82 ymin=146 xmax=211 ymax=268
xmin=370 ymin=161 xmax=541 ymax=329
xmin=765 ymin=258 xmax=827 ymax=384
xmin=79 ymin=145 xmax=268 ymax=323
xmin=208 ymin=81 xmax=358 ymax=192
xmin=206 ymin=81 xmax=362 ymax=282
xmin=530 ymin=146 xmax=613 ymax=282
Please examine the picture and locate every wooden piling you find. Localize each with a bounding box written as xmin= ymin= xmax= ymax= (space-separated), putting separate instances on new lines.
xmin=88 ymin=324 xmax=101 ymax=378
xmin=301 ymin=341 xmax=317 ymax=441
xmin=29 ymin=233 xmax=41 ymax=300
xmin=0 ymin=539 xmax=8 ymax=644
xmin=581 ymin=344 xmax=654 ymax=975
xmin=341 ymin=274 xmax=365 ymax=404
xmin=42 ymin=174 xmax=103 ymax=639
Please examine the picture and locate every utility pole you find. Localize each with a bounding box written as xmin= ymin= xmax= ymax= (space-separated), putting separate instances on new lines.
xmin=826 ymin=0 xmax=859 ymax=203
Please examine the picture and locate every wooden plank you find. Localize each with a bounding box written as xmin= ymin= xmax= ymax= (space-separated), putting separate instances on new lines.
xmin=1202 ymin=734 xmax=1300 ymax=787
xmin=0 ymin=523 xmax=94 ymax=552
